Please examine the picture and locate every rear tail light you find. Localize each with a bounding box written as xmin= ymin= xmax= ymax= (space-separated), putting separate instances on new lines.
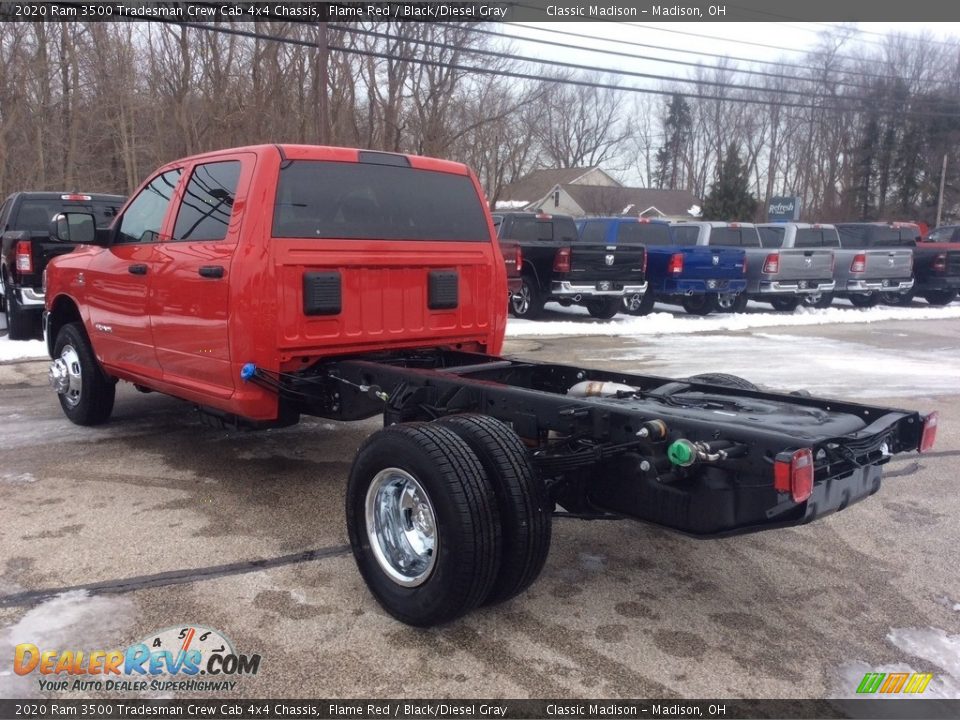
xmin=15 ymin=241 xmax=32 ymax=273
xmin=667 ymin=253 xmax=684 ymax=275
xmin=60 ymin=193 xmax=92 ymax=201
xmin=932 ymin=253 xmax=947 ymax=273
xmin=774 ymin=448 xmax=814 ymax=503
xmin=850 ymin=253 xmax=866 ymax=273
xmin=553 ymin=246 xmax=571 ymax=273
xmin=515 ymin=244 xmax=523 ymax=271
xmin=919 ymin=411 xmax=938 ymax=453
xmin=762 ymin=253 xmax=780 ymax=274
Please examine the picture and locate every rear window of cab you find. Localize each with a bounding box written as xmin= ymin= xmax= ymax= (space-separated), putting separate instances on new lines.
xmin=273 ymin=161 xmax=490 ymax=242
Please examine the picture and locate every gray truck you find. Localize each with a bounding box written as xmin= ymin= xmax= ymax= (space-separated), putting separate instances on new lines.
xmin=674 ymin=221 xmax=834 ymax=312
xmin=817 ymin=223 xmax=915 ymax=308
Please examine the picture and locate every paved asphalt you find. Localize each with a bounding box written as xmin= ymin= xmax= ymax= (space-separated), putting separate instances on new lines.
xmin=0 ymin=317 xmax=958 ymax=702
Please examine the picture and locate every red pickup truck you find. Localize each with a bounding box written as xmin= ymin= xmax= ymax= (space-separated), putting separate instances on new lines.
xmin=44 ymin=145 xmax=936 ymax=627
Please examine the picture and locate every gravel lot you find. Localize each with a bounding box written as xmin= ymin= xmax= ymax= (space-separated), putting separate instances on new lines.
xmin=1 ymin=315 xmax=958 ymax=701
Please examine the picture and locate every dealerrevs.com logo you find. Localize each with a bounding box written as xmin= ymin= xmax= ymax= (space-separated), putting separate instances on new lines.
xmin=14 ymin=625 xmax=261 ymax=693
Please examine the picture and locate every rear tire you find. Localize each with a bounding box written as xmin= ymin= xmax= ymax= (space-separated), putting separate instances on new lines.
xmin=686 ymin=372 xmax=759 ymax=391
xmin=624 ymin=290 xmax=656 ymax=316
xmin=4 ymin=286 xmax=34 ymax=340
xmin=585 ymin=297 xmax=620 ymax=319
xmin=510 ymin=276 xmax=545 ymax=319
xmin=801 ymin=292 xmax=834 ymax=309
xmin=51 ymin=322 xmax=115 ymax=425
xmin=346 ymin=423 xmax=502 ymax=626
xmin=681 ymin=294 xmax=719 ymax=316
xmin=769 ymin=296 xmax=801 ymax=312
xmin=849 ymin=293 xmax=880 ymax=308
xmin=436 ymin=414 xmax=551 ymax=605
xmin=923 ymin=289 xmax=957 ymax=306
xmin=716 ymin=292 xmax=743 ymax=313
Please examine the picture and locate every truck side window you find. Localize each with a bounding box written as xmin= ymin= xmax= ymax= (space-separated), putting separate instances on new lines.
xmin=579 ymin=221 xmax=607 ymax=244
xmin=173 ymin=161 xmax=241 ymax=242
xmin=116 ymin=170 xmax=182 ymax=244
xmin=759 ymin=227 xmax=785 ymax=248
xmin=671 ymin=226 xmax=700 ymax=246
xmin=795 ymin=229 xmax=822 ymax=248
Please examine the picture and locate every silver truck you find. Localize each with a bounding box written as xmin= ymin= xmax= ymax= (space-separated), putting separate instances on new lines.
xmin=674 ymin=221 xmax=834 ymax=312
xmin=819 ymin=223 xmax=915 ymax=308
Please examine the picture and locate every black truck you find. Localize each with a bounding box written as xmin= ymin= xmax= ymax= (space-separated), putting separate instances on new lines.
xmin=1 ymin=192 xmax=124 ymax=339
xmin=891 ymin=222 xmax=960 ymax=306
xmin=493 ymin=211 xmax=647 ymax=320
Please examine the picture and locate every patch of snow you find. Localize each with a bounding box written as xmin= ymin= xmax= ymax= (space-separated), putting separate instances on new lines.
xmin=506 ymin=303 xmax=960 ymax=338
xmin=587 ymin=332 xmax=960 ymax=399
xmin=493 ymin=200 xmax=529 ymax=210
xmin=687 ymin=204 xmax=702 ymax=217
xmin=578 ymin=553 xmax=607 ymax=572
xmin=1 ymin=472 xmax=37 ymax=484
xmin=0 ymin=334 xmax=47 ymax=362
xmin=0 ymin=591 xmax=136 ymax=697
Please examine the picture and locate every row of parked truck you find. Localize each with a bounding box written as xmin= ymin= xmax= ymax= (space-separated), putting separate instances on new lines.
xmin=494 ymin=212 xmax=960 ymax=319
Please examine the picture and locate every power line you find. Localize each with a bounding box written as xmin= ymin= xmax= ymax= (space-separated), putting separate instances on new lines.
xmin=509 ymin=22 xmax=917 ymax=84
xmin=172 ymin=21 xmax=960 ymax=121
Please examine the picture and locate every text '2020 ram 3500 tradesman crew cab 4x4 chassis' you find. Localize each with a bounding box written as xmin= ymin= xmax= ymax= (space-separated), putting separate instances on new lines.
xmin=43 ymin=145 xmax=937 ymax=627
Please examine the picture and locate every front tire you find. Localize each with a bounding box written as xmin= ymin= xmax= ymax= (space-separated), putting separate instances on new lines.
xmin=623 ymin=290 xmax=656 ymax=316
xmin=681 ymin=294 xmax=719 ymax=316
xmin=51 ymin=322 xmax=115 ymax=426
xmin=510 ymin=276 xmax=545 ymax=319
xmin=923 ymin=289 xmax=957 ymax=306
xmin=585 ymin=297 xmax=620 ymax=319
xmin=346 ymin=423 xmax=502 ymax=626
xmin=801 ymin=292 xmax=834 ymax=309
xmin=849 ymin=293 xmax=880 ymax=308
xmin=769 ymin=296 xmax=801 ymax=312
xmin=880 ymin=289 xmax=914 ymax=306
xmin=436 ymin=415 xmax=551 ymax=606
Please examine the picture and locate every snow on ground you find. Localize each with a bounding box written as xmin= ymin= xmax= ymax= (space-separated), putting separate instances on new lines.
xmin=586 ymin=332 xmax=960 ymax=399
xmin=506 ymin=302 xmax=960 ymax=338
xmin=0 ymin=315 xmax=46 ymax=362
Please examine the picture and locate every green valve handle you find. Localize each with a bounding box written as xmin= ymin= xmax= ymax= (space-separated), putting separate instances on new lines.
xmin=667 ymin=439 xmax=697 ymax=467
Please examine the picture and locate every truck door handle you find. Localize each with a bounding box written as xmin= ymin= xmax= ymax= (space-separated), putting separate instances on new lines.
xmin=198 ymin=265 xmax=224 ymax=279
xmin=128 ymin=264 xmax=148 ymax=275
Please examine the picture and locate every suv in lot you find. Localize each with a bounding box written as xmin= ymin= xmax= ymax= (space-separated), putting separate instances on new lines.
xmin=0 ymin=192 xmax=124 ymax=338
xmin=494 ymin=211 xmax=647 ymax=320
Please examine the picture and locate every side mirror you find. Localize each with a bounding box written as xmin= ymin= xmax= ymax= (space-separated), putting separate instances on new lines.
xmin=50 ymin=212 xmax=96 ymax=244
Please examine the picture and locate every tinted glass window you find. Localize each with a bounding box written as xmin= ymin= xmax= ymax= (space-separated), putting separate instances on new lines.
xmin=836 ymin=225 xmax=869 ymax=248
xmin=758 ymin=227 xmax=784 ymax=248
xmin=795 ymin=229 xmax=826 ymax=248
xmin=671 ymin=226 xmax=700 ymax=246
xmin=117 ymin=170 xmax=182 ymax=244
xmin=616 ymin=222 xmax=672 ymax=245
xmin=273 ymin=161 xmax=489 ymax=241
xmin=510 ymin=217 xmax=553 ymax=242
xmin=709 ymin=227 xmax=757 ymax=246
xmin=821 ymin=229 xmax=841 ymax=247
xmin=173 ymin=161 xmax=241 ymax=242
xmin=872 ymin=228 xmax=909 ymax=247
xmin=14 ymin=199 xmax=122 ymax=233
xmin=553 ymin=217 xmax=578 ymax=242
xmin=927 ymin=226 xmax=959 ymax=243
xmin=579 ymin=221 xmax=608 ymax=244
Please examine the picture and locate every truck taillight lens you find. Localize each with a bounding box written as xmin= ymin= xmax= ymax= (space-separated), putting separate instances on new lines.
xmin=850 ymin=253 xmax=866 ymax=273
xmin=16 ymin=241 xmax=32 ymax=273
xmin=762 ymin=253 xmax=779 ymax=274
xmin=515 ymin=244 xmax=523 ymax=271
xmin=919 ymin=412 xmax=938 ymax=453
xmin=667 ymin=253 xmax=684 ymax=274
xmin=61 ymin=194 xmax=92 ymax=201
xmin=553 ymin=247 xmax=571 ymax=273
xmin=774 ymin=448 xmax=814 ymax=503
xmin=932 ymin=253 xmax=947 ymax=272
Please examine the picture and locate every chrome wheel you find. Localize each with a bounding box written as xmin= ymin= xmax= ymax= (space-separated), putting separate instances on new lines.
xmin=50 ymin=344 xmax=82 ymax=408
xmin=716 ymin=293 xmax=737 ymax=310
xmin=511 ymin=282 xmax=531 ymax=316
xmin=365 ymin=468 xmax=437 ymax=587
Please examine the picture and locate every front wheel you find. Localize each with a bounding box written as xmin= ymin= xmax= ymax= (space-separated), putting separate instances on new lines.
xmin=585 ymin=297 xmax=620 ymax=319
xmin=880 ymin=289 xmax=914 ymax=306
xmin=923 ymin=289 xmax=958 ymax=306
xmin=769 ymin=296 xmax=801 ymax=312
xmin=717 ymin=293 xmax=745 ymax=313
xmin=680 ymin=293 xmax=719 ymax=316
xmin=623 ymin=291 xmax=656 ymax=316
xmin=801 ymin=292 xmax=834 ymax=309
xmin=346 ymin=423 xmax=502 ymax=626
xmin=849 ymin=293 xmax=880 ymax=308
xmin=50 ymin=322 xmax=115 ymax=426
xmin=510 ymin=276 xmax=545 ymax=319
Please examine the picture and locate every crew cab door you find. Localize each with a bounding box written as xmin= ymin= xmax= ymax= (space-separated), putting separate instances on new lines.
xmin=150 ymin=155 xmax=252 ymax=399
xmin=85 ymin=169 xmax=183 ymax=379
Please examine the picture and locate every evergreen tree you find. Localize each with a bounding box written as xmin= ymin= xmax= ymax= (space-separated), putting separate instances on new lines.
xmin=701 ymin=143 xmax=758 ymax=221
xmin=655 ymin=94 xmax=691 ymax=189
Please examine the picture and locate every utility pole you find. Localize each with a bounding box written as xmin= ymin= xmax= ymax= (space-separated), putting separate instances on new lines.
xmin=936 ymin=153 xmax=947 ymax=228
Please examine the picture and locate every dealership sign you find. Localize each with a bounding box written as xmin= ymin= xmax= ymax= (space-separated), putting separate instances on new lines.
xmin=768 ymin=196 xmax=801 ymax=222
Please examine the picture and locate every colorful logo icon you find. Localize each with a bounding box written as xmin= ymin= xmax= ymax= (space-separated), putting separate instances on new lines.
xmin=856 ymin=672 xmax=933 ymax=694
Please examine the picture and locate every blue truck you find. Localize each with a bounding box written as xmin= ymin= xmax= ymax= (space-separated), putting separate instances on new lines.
xmin=576 ymin=217 xmax=747 ymax=315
